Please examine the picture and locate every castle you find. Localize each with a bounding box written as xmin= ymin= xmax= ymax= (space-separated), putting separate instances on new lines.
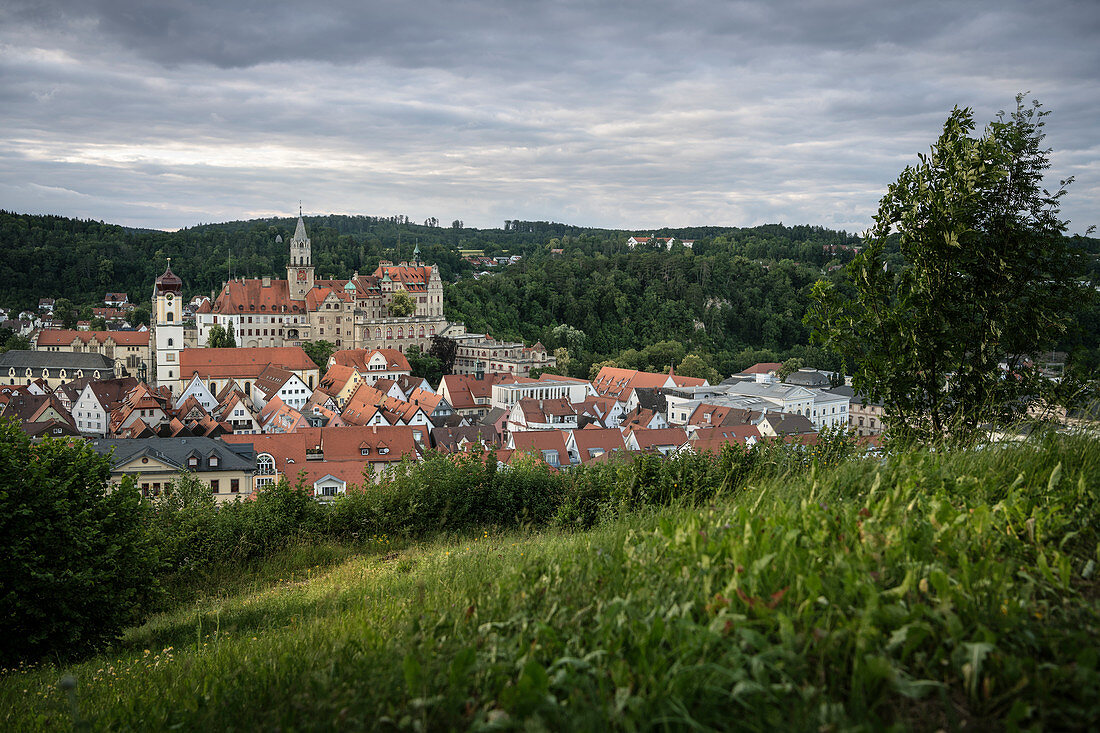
xmin=192 ymin=214 xmax=458 ymax=352
xmin=150 ymin=214 xmax=461 ymax=393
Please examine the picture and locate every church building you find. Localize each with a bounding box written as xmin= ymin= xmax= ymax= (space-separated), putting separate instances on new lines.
xmin=193 ymin=214 xmax=459 ymax=354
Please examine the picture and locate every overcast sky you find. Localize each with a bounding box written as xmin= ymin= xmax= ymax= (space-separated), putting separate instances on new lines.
xmin=1 ymin=0 xmax=1097 ymax=234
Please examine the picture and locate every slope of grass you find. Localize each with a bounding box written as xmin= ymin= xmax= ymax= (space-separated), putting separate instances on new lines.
xmin=3 ymin=435 xmax=1098 ymax=730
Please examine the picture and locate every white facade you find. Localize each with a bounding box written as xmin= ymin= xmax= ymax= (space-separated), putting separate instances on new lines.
xmin=491 ymin=378 xmax=593 ymax=410
xmin=73 ymin=385 xmax=109 ymax=436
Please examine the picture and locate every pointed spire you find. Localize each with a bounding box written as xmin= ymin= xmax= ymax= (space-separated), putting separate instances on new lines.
xmin=293 ymin=215 xmax=308 ymax=243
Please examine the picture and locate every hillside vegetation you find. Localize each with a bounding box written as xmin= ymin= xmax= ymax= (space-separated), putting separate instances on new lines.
xmin=2 ymin=433 xmax=1098 ymax=730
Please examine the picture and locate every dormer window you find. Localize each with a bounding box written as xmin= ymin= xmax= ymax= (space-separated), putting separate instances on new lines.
xmin=378 ymin=445 xmax=390 ymax=455
xmin=188 ymin=456 xmax=199 ymax=468
xmin=208 ymin=455 xmax=219 ymax=467
xmin=360 ymin=446 xmax=370 ymax=456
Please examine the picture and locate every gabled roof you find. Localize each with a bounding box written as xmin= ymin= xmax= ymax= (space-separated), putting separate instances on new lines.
xmin=569 ymin=428 xmax=626 ymax=463
xmin=317 ymin=364 xmax=359 ymax=397
xmin=509 ymin=430 xmax=570 ymax=468
xmin=688 ymin=425 xmax=761 ymax=453
xmin=254 ymin=364 xmax=298 ymax=399
xmin=687 ymin=404 xmax=761 ymax=428
xmin=430 ymin=425 xmax=500 ymax=453
xmin=628 ymin=427 xmax=688 ymax=451
xmin=439 ymin=373 xmax=504 ymax=410
xmin=329 ymin=348 xmax=411 ymax=373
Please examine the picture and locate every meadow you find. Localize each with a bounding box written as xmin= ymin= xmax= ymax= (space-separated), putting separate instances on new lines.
xmin=2 ymin=433 xmax=1098 ymax=730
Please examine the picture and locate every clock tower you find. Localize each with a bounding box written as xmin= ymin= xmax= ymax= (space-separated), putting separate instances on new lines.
xmin=287 ymin=210 xmax=314 ymax=300
xmin=151 ymin=259 xmax=184 ymax=395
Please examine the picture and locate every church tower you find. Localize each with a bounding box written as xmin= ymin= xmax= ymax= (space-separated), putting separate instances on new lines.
xmin=151 ymin=259 xmax=184 ymax=395
xmin=287 ymin=211 xmax=315 ymax=300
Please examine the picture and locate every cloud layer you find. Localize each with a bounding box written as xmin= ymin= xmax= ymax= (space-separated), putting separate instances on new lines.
xmin=1 ymin=0 xmax=1097 ymax=233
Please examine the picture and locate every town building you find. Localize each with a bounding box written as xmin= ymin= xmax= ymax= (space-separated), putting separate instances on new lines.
xmin=88 ymin=437 xmax=257 ymax=505
xmin=0 ymin=350 xmax=122 ymax=389
xmin=34 ymin=329 xmax=150 ymax=378
xmin=450 ymin=334 xmax=555 ymax=377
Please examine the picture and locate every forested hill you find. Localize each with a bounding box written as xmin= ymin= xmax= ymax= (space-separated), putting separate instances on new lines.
xmin=0 ymin=210 xmax=860 ymax=313
xmin=3 ymin=209 xmax=1095 ymax=377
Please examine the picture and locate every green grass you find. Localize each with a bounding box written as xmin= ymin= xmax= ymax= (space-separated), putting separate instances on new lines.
xmin=3 ymin=434 xmax=1099 ymax=730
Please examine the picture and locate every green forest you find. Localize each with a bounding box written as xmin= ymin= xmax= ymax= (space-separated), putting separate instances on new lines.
xmin=2 ymin=210 xmax=1096 ymax=378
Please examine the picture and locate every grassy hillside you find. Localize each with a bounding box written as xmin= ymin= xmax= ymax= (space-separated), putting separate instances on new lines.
xmin=2 ymin=434 xmax=1098 ymax=730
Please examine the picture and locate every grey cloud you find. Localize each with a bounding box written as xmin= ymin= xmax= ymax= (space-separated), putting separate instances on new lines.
xmin=0 ymin=1 xmax=1097 ymax=234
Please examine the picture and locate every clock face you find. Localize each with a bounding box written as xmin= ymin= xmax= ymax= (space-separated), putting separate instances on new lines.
xmin=166 ymin=293 xmax=173 ymax=302
xmin=297 ymin=270 xmax=307 ymax=282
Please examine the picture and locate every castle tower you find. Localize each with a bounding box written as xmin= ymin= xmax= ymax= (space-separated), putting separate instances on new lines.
xmin=287 ymin=212 xmax=315 ymax=300
xmin=151 ymin=259 xmax=184 ymax=394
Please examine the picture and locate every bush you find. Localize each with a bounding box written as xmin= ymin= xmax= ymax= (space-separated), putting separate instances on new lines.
xmin=0 ymin=420 xmax=157 ymax=663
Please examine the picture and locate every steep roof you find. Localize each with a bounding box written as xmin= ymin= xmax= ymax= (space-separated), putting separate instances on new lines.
xmin=329 ymin=348 xmax=411 ymax=372
xmin=628 ymin=427 xmax=688 ymax=452
xmin=569 ymin=427 xmax=626 ymax=463
xmin=509 ymin=430 xmax=570 ymax=468
xmin=689 ymin=425 xmax=761 ymax=453
xmin=211 ymin=278 xmax=301 ymax=313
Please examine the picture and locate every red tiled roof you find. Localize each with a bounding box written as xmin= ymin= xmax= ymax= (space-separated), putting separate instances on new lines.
xmin=330 ymin=348 xmax=411 ymax=373
xmin=742 ymin=362 xmax=783 ymax=375
xmin=510 ymin=430 xmax=570 ymax=468
xmin=628 ymin=427 xmax=688 ymax=451
xmin=223 ymin=425 xmax=419 ymax=486
xmin=36 ymin=329 xmax=147 ymax=347
xmin=570 ymin=428 xmax=626 ymax=463
xmin=211 ymin=279 xmax=301 ymax=313
xmin=689 ymin=425 xmax=761 ymax=453
xmin=592 ymin=367 xmax=672 ymax=400
xmin=180 ymin=347 xmax=317 ymax=378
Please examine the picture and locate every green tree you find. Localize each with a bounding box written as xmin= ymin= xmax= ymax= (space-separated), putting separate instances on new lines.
xmin=206 ymin=323 xmax=237 ymax=348
xmin=0 ymin=420 xmax=157 ymax=663
xmin=676 ymin=353 xmax=720 ymax=384
xmin=776 ymin=358 xmax=805 ymax=382
xmin=302 ymin=339 xmax=336 ymax=369
xmin=53 ymin=298 xmax=77 ymax=329
xmin=428 ymin=335 xmax=458 ymax=375
xmin=387 ymin=289 xmax=416 ymax=317
xmin=128 ymin=307 xmax=150 ymax=328
xmin=89 ymin=316 xmax=108 ymax=331
xmin=406 ymin=344 xmax=444 ymax=386
xmin=809 ymin=97 xmax=1088 ymax=444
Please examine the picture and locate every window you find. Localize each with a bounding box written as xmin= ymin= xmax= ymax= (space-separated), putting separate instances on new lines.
xmin=231 ymin=478 xmax=240 ymax=493
xmin=167 ymin=312 xmax=174 ymax=322
xmin=188 ymin=456 xmax=198 ymax=468
xmin=257 ymin=454 xmax=275 ymax=472
xmin=210 ymin=479 xmax=220 ymax=493
xmin=360 ymin=446 xmax=370 ymax=456
xmin=167 ymin=338 xmax=173 ymax=347
xmin=209 ymin=455 xmax=219 ymax=467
